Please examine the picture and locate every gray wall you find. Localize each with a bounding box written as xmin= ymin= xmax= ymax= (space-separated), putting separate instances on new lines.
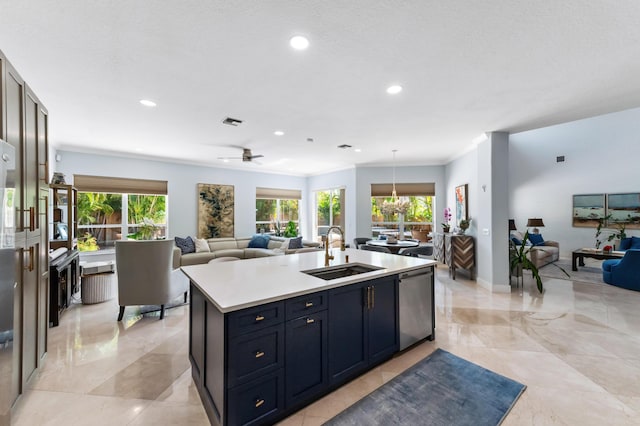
xmin=509 ymin=106 xmax=640 ymax=256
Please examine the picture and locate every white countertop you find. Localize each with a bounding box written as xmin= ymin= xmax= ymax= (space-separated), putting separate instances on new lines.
xmin=181 ymin=248 xmax=436 ymax=313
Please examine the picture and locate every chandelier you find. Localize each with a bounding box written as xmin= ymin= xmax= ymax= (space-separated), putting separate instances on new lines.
xmin=382 ymin=150 xmax=410 ymax=215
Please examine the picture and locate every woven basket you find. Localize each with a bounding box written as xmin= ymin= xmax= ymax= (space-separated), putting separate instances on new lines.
xmin=81 ymin=273 xmax=116 ymax=304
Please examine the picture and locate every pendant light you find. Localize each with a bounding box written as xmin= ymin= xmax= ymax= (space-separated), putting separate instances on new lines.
xmin=382 ymin=150 xmax=409 ymax=215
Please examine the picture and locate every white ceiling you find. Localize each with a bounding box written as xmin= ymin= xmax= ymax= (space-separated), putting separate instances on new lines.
xmin=2 ymin=1 xmax=640 ymax=175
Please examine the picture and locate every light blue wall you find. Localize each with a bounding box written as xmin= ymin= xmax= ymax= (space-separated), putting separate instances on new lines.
xmin=54 ymin=151 xmax=308 ymax=239
xmin=509 ymin=107 xmax=640 ymax=256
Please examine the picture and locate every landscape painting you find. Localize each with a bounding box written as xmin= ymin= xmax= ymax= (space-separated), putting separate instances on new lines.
xmin=572 ymin=194 xmax=605 ymax=228
xmin=197 ymin=183 xmax=234 ymax=238
xmin=607 ymin=193 xmax=640 ymax=229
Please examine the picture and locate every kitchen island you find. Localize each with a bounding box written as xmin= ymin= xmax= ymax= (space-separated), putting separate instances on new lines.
xmin=182 ymin=248 xmax=436 ymax=426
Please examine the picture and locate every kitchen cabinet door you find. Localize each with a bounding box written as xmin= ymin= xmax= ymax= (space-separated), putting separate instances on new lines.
xmin=285 ymin=310 xmax=328 ymax=407
xmin=368 ymin=276 xmax=399 ymax=365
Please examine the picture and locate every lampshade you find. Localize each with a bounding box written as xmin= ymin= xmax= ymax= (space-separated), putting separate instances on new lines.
xmin=508 ymin=219 xmax=517 ymax=231
xmin=526 ymin=218 xmax=545 ymax=227
xmin=526 ymin=218 xmax=544 ymax=234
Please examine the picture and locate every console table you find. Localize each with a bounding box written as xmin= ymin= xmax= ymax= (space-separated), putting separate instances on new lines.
xmin=49 ymin=249 xmax=80 ymax=326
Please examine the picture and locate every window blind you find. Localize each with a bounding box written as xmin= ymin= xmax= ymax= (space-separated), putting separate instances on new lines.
xmin=256 ymin=187 xmax=302 ymax=200
xmin=74 ymin=174 xmax=168 ymax=195
xmin=370 ymin=182 xmax=435 ymax=197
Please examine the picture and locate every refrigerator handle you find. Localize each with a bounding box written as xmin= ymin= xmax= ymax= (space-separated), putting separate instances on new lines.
xmin=24 ymin=246 xmax=34 ymax=271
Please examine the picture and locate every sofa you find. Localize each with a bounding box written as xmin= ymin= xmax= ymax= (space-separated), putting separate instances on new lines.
xmin=173 ymin=235 xmax=321 ymax=268
xmin=510 ymin=231 xmax=560 ymax=269
xmin=602 ymin=249 xmax=640 ymax=291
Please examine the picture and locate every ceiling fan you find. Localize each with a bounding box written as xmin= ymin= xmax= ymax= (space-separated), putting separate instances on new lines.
xmin=218 ymin=148 xmax=264 ymax=163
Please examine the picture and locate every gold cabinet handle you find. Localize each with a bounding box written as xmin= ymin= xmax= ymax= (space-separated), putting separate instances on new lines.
xmin=23 ymin=207 xmax=36 ymax=231
xmin=306 ymin=318 xmax=315 ymax=324
xmin=371 ymin=286 xmax=375 ymax=309
xmin=305 ymin=301 xmax=313 ymax=308
xmin=255 ymin=399 xmax=265 ymax=408
xmin=255 ymin=351 xmax=265 ymax=358
xmin=255 ymin=315 xmax=265 ymax=322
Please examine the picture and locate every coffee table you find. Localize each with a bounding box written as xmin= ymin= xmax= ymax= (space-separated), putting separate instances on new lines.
xmin=572 ymin=249 xmax=624 ymax=271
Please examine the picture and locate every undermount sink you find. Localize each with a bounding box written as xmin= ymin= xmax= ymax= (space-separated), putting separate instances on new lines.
xmin=301 ymin=263 xmax=384 ymax=281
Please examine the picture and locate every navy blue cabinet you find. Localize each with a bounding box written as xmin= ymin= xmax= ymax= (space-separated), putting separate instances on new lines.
xmin=328 ymin=275 xmax=398 ymax=386
xmin=285 ymin=310 xmax=328 ymax=407
xmin=190 ymin=274 xmax=401 ymax=426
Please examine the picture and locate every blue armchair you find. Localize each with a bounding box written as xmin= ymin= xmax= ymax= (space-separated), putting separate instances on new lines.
xmin=602 ymin=249 xmax=640 ymax=291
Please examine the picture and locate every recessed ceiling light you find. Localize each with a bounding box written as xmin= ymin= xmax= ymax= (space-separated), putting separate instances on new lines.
xmin=139 ymin=99 xmax=157 ymax=107
xmin=386 ymin=85 xmax=403 ymax=95
xmin=355 ymin=148 xmax=362 ymax=153
xmin=135 ymin=148 xmax=143 ymax=152
xmin=222 ymin=159 xmax=229 ymax=163
xmin=274 ymin=130 xmax=284 ymax=136
xmin=290 ymin=35 xmax=309 ymax=50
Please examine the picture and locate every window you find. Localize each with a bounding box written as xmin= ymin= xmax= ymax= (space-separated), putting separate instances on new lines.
xmin=255 ymin=187 xmax=300 ymax=235
xmin=314 ymin=188 xmax=344 ymax=245
xmin=74 ymin=175 xmax=167 ymax=251
xmin=371 ymin=183 xmax=434 ymax=239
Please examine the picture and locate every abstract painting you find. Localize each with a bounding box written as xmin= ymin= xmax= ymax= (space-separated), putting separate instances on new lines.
xmin=197 ymin=183 xmax=234 ymax=238
xmin=572 ymin=194 xmax=605 ymax=228
xmin=455 ymin=184 xmax=468 ymax=224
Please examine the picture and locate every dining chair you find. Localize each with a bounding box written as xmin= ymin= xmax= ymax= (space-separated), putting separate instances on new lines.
xmin=361 ymin=244 xmax=392 ymax=254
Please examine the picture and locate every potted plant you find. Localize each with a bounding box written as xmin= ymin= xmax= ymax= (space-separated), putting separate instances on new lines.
xmin=458 ymin=217 xmax=471 ymax=234
xmin=284 ymin=220 xmax=298 ymax=238
xmin=510 ymin=230 xmax=569 ymax=293
xmin=442 ymin=207 xmax=452 ymax=233
xmin=595 ymin=214 xmax=628 ymax=249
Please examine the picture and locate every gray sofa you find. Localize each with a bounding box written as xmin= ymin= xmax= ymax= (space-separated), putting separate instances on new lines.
xmin=510 ymin=231 xmax=559 ymax=268
xmin=173 ymin=236 xmax=321 ymax=268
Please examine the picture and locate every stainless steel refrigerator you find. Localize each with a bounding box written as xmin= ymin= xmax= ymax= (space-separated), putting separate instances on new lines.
xmin=0 ymin=139 xmax=16 ymax=425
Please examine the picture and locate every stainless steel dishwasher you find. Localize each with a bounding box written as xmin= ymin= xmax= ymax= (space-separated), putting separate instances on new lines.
xmin=398 ymin=267 xmax=435 ymax=350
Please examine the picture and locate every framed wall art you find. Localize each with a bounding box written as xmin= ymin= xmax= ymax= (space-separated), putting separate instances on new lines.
xmin=455 ymin=184 xmax=468 ymax=223
xmin=197 ymin=183 xmax=235 ymax=238
xmin=572 ymin=194 xmax=606 ymax=228
xmin=607 ymin=193 xmax=640 ymax=229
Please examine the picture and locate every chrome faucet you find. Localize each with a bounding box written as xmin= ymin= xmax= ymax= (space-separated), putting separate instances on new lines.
xmin=324 ymin=226 xmax=346 ymax=266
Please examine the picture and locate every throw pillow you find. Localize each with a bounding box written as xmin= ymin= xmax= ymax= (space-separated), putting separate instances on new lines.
xmin=528 ymin=233 xmax=545 ymax=246
xmin=280 ymin=238 xmax=291 ymax=249
xmin=630 ymin=236 xmax=640 ymax=250
xmin=510 ymin=236 xmax=522 ymax=246
xmin=619 ymin=237 xmax=633 ymax=251
xmin=288 ymin=236 xmax=303 ymax=249
xmin=175 ymin=236 xmax=195 ymax=254
xmin=194 ymin=238 xmax=210 ymax=253
xmin=248 ymin=234 xmax=270 ymax=249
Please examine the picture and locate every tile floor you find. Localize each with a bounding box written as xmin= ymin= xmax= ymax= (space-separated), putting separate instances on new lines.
xmin=11 ymin=262 xmax=640 ymax=425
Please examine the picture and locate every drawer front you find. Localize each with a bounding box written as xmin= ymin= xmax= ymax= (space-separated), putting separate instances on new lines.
xmin=228 ymin=301 xmax=285 ymax=336
xmin=228 ymin=324 xmax=284 ymax=387
xmin=285 ymin=291 xmax=327 ymax=320
xmin=227 ymin=369 xmax=284 ymax=426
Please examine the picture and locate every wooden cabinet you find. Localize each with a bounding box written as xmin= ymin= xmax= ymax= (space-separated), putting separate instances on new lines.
xmin=433 ymin=233 xmax=476 ymax=280
xmin=328 ymin=276 xmax=399 ymax=386
xmin=1 ymin=49 xmax=50 ymax=420
xmin=190 ymin=276 xmax=399 ymax=426
xmin=50 ymin=184 xmax=77 ymax=251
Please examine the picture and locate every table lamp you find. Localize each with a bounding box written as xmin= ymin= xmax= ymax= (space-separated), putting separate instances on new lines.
xmin=508 ymin=219 xmax=517 ymax=232
xmin=526 ymin=218 xmax=544 ymax=234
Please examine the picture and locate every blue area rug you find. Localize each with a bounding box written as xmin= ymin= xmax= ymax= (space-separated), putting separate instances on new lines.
xmin=323 ymin=348 xmax=526 ymax=426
